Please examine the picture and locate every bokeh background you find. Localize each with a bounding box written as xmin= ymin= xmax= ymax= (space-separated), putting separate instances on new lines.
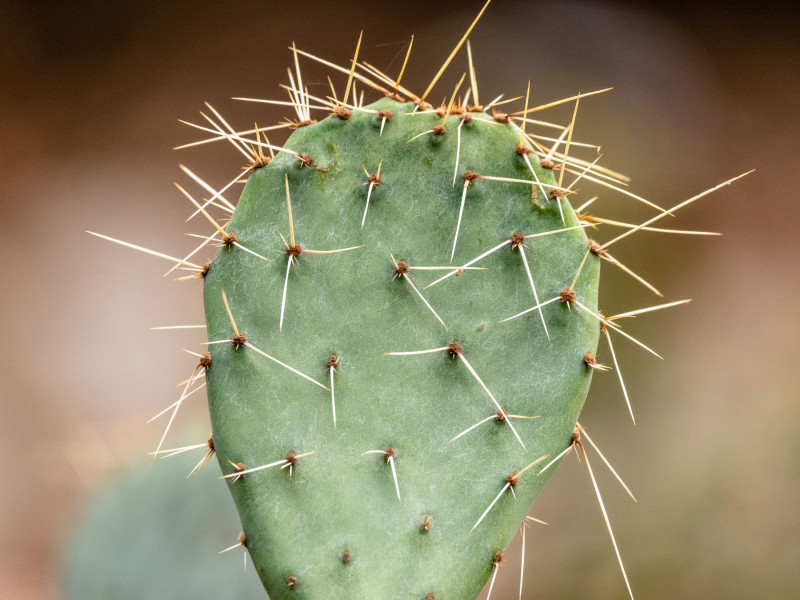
xmin=2 ymin=0 xmax=798 ymax=598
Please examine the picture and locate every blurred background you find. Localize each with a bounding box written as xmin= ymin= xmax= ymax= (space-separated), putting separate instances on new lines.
xmin=2 ymin=0 xmax=798 ymax=598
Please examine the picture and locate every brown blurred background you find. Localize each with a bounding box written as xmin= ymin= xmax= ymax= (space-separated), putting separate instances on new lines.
xmin=2 ymin=0 xmax=798 ymax=598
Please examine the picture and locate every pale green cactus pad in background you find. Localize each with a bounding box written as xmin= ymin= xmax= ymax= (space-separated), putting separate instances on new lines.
xmin=62 ymin=448 xmax=265 ymax=600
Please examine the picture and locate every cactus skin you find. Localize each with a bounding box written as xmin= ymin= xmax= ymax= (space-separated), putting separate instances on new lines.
xmin=203 ymin=97 xmax=600 ymax=599
xmin=62 ymin=448 xmax=265 ymax=600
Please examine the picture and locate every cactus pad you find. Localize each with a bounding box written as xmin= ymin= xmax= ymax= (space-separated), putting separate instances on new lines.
xmin=62 ymin=448 xmax=264 ymax=599
xmin=202 ymin=97 xmax=600 ymax=599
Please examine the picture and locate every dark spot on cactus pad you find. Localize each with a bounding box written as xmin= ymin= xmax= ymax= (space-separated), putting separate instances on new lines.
xmin=588 ymin=239 xmax=608 ymax=258
xmin=516 ymin=143 xmax=534 ymax=156
xmin=495 ymin=408 xmax=508 ymax=422
xmin=222 ymin=232 xmax=238 ymax=249
xmin=286 ymin=574 xmax=297 ymax=589
xmin=509 ymin=231 xmax=525 ymax=249
xmin=284 ymin=451 xmax=298 ymax=467
xmin=227 ymin=461 xmax=245 ymax=483
xmin=571 ymin=426 xmax=584 ymax=451
xmin=540 ymin=157 xmax=555 ymax=170
xmin=297 ymin=153 xmax=315 ymax=168
xmin=394 ymin=260 xmax=409 ymax=277
xmin=384 ymin=446 xmax=396 ymax=461
xmin=447 ymin=340 xmax=462 ymax=358
xmin=505 ymin=471 xmax=519 ymax=487
xmin=199 ymin=352 xmax=212 ymax=369
xmin=462 ymin=169 xmax=478 ymax=183
xmin=332 ymin=106 xmax=351 ymax=120
xmin=492 ymin=550 xmax=504 ymax=566
xmin=492 ymin=111 xmax=510 ymax=123
xmin=250 ymin=155 xmax=271 ymax=169
xmin=326 ymin=354 xmax=340 ymax=370
xmin=559 ymin=288 xmax=576 ymax=304
xmin=583 ymin=351 xmax=609 ymax=372
xmin=287 ymin=243 xmax=303 ymax=259
xmin=231 ymin=333 xmax=246 ymax=349
xmin=341 ymin=549 xmax=351 ymax=564
xmin=432 ymin=124 xmax=446 ymax=136
xmin=421 ymin=515 xmax=431 ymax=532
xmin=377 ymin=109 xmax=394 ymax=121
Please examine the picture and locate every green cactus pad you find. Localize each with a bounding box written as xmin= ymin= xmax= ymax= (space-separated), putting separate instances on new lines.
xmin=203 ymin=97 xmax=600 ymax=599
xmin=62 ymin=446 xmax=266 ymax=600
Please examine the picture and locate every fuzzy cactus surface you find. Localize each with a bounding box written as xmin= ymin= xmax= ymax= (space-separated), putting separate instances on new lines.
xmin=202 ymin=96 xmax=599 ymax=599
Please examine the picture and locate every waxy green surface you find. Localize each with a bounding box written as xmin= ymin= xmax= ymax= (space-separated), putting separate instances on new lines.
xmin=203 ymin=98 xmax=600 ymax=599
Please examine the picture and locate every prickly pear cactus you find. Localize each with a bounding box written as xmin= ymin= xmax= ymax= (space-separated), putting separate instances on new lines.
xmin=203 ymin=96 xmax=598 ymax=599
xmin=62 ymin=445 xmax=265 ymax=600
xmin=90 ymin=5 xmax=748 ymax=598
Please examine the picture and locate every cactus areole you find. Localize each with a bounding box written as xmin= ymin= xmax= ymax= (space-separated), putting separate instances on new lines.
xmin=203 ymin=92 xmax=600 ymax=599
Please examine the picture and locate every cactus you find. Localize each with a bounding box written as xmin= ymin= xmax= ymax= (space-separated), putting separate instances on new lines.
xmin=202 ymin=89 xmax=599 ymax=599
xmin=62 ymin=443 xmax=265 ymax=600
xmin=89 ymin=3 xmax=749 ymax=598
